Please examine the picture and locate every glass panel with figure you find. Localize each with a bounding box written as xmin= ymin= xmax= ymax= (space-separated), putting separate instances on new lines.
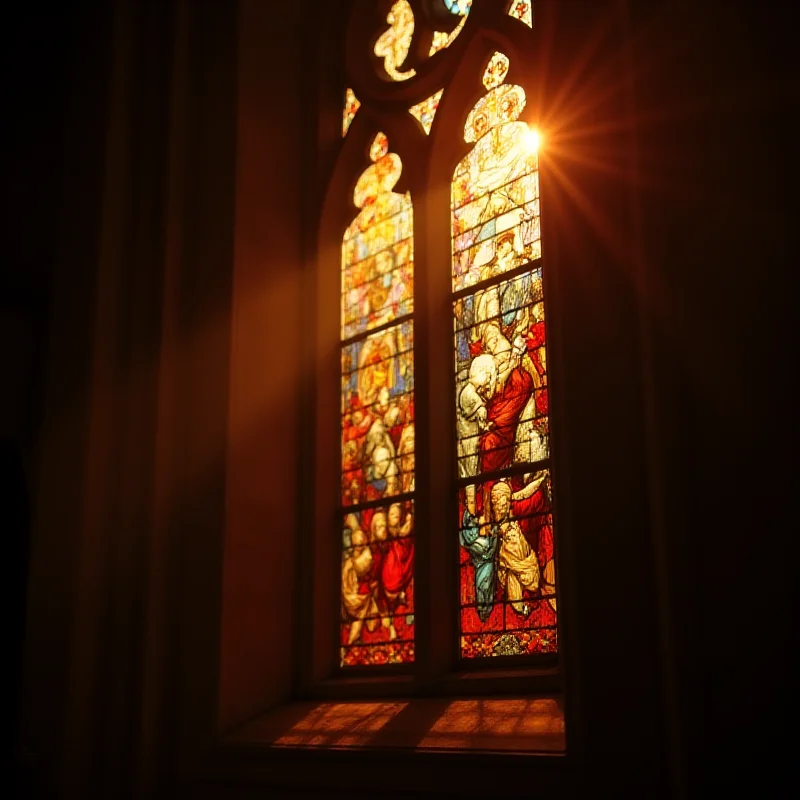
xmin=341 ymin=321 xmax=415 ymax=507
xmin=340 ymin=131 xmax=416 ymax=666
xmin=342 ymin=133 xmax=414 ymax=340
xmin=458 ymin=472 xmax=557 ymax=658
xmin=453 ymin=267 xmax=549 ymax=481
xmin=452 ymin=52 xmax=557 ymax=659
xmin=340 ymin=502 xmax=416 ymax=666
xmin=451 ymin=52 xmax=541 ymax=293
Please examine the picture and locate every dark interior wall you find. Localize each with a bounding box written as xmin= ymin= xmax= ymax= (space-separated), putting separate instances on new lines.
xmin=11 ymin=0 xmax=794 ymax=797
xmin=2 ymin=9 xmax=72 ymax=732
xmin=532 ymin=1 xmax=669 ymax=788
xmin=16 ymin=0 xmax=239 ymax=795
xmin=1 ymin=2 xmax=70 ymax=458
xmin=3 ymin=2 xmax=90 ymax=795
xmin=13 ymin=0 xmax=117 ymax=791
xmin=629 ymin=0 xmax=796 ymax=793
xmin=220 ymin=0 xmax=308 ymax=731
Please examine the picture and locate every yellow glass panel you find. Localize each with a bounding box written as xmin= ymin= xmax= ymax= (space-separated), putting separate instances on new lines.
xmin=374 ymin=0 xmax=416 ymax=81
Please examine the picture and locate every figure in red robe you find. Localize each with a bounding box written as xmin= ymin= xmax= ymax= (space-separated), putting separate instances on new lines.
xmin=381 ymin=503 xmax=414 ymax=614
xmin=509 ymin=472 xmax=557 ymax=627
xmin=480 ymin=365 xmax=534 ymax=473
xmin=366 ymin=510 xmax=397 ymax=640
xmin=525 ymin=309 xmax=549 ymax=418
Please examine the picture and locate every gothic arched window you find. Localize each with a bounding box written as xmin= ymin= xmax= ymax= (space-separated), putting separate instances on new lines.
xmin=318 ymin=0 xmax=557 ymax=677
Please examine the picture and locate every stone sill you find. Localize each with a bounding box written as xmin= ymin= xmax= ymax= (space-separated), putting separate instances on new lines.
xmin=222 ymin=695 xmax=565 ymax=754
xmin=186 ymin=698 xmax=566 ymax=796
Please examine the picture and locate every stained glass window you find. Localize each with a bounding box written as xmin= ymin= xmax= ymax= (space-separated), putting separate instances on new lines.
xmin=508 ymin=0 xmax=533 ymax=28
xmin=409 ymin=89 xmax=444 ymax=135
xmin=342 ymin=87 xmax=360 ymax=137
xmin=374 ymin=0 xmax=416 ymax=81
xmin=332 ymin=1 xmax=553 ymax=675
xmin=452 ymin=51 xmax=556 ymax=659
xmin=340 ymin=133 xmax=416 ymax=667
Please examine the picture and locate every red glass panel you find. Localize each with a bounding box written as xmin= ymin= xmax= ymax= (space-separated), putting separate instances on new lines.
xmin=340 ymin=503 xmax=415 ymax=666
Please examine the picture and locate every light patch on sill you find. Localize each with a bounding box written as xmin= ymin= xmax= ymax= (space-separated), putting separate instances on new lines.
xmin=225 ymin=696 xmax=565 ymax=753
xmin=275 ymin=702 xmax=408 ymax=748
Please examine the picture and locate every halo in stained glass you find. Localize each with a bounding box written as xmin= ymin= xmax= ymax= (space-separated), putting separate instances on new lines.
xmin=463 ymin=83 xmax=526 ymax=144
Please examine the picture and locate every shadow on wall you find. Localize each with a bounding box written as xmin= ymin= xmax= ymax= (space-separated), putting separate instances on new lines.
xmin=2 ymin=439 xmax=31 ymax=790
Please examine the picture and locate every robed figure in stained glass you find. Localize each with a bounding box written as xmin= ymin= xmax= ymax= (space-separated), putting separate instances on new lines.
xmin=460 ymin=492 xmax=499 ymax=623
xmin=493 ymin=479 xmax=541 ymax=617
xmin=342 ymin=527 xmax=380 ymax=645
xmin=341 ymin=504 xmax=416 ymax=663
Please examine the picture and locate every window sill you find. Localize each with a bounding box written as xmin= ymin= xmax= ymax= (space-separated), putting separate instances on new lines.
xmin=187 ymin=696 xmax=566 ymax=795
xmin=223 ymin=694 xmax=564 ymax=753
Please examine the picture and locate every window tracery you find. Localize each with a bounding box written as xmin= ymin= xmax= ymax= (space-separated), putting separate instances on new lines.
xmin=374 ymin=0 xmax=417 ymax=81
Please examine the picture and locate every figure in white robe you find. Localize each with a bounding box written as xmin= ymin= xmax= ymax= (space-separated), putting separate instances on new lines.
xmin=342 ymin=530 xmax=379 ymax=644
xmin=457 ymin=354 xmax=497 ymax=479
xmin=491 ymin=481 xmax=540 ymax=616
